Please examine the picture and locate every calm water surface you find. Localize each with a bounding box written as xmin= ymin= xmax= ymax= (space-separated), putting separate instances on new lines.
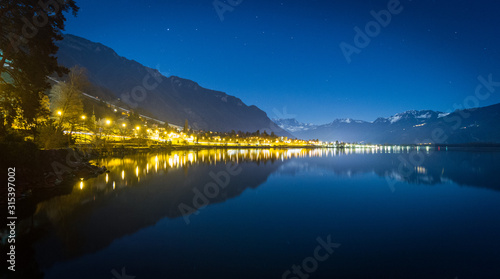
xmin=10 ymin=148 xmax=500 ymax=278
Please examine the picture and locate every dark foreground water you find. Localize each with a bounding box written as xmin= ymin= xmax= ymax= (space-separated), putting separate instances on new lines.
xmin=5 ymin=148 xmax=500 ymax=279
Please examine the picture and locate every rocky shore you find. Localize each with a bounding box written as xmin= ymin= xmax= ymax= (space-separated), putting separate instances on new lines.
xmin=1 ymin=148 xmax=108 ymax=205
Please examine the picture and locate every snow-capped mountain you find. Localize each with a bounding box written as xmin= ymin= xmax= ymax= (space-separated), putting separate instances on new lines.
xmin=328 ymin=118 xmax=368 ymax=125
xmin=272 ymin=118 xmax=317 ymax=133
xmin=274 ymin=118 xmax=369 ymax=133
xmin=374 ymin=110 xmax=441 ymax=124
xmin=274 ymin=104 xmax=500 ymax=144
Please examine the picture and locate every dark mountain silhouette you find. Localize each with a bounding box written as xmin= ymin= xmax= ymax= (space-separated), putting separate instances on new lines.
xmin=55 ymin=34 xmax=291 ymax=136
xmin=275 ymin=103 xmax=500 ymax=144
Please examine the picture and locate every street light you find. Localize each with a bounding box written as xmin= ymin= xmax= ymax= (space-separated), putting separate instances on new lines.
xmin=80 ymin=115 xmax=86 ymax=143
xmin=121 ymin=123 xmax=127 ymax=141
xmin=56 ymin=110 xmax=64 ymax=130
xmin=104 ymin=119 xmax=112 ymax=141
xmin=134 ymin=126 xmax=141 ymax=139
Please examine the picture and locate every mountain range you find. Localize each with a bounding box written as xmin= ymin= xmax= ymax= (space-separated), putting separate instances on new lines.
xmin=55 ymin=34 xmax=291 ymax=136
xmin=55 ymin=34 xmax=500 ymax=143
xmin=274 ymin=104 xmax=500 ymax=144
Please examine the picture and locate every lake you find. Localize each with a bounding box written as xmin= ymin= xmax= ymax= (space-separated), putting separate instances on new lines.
xmin=10 ymin=147 xmax=500 ymax=279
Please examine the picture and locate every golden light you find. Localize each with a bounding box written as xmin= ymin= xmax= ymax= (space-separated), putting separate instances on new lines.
xmin=81 ymin=115 xmax=86 ymax=120
xmin=106 ymin=119 xmax=111 ymax=125
xmin=57 ymin=111 xmax=62 ymax=116
xmin=79 ymin=181 xmax=84 ymax=190
xmin=136 ymin=126 xmax=141 ymax=130
xmin=122 ymin=123 xmax=126 ymax=127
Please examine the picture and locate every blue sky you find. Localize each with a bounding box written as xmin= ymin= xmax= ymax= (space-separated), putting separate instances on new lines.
xmin=64 ymin=0 xmax=500 ymax=124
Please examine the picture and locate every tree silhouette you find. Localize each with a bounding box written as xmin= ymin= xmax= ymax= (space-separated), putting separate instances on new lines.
xmin=0 ymin=0 xmax=79 ymax=133
xmin=50 ymin=66 xmax=88 ymax=135
xmin=183 ymin=119 xmax=189 ymax=133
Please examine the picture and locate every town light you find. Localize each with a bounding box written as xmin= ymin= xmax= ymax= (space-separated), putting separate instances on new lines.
xmin=106 ymin=119 xmax=111 ymax=125
xmin=57 ymin=111 xmax=62 ymax=116
xmin=81 ymin=115 xmax=86 ymax=120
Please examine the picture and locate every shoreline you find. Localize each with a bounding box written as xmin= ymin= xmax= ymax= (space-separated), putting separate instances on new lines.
xmin=5 ymin=143 xmax=500 ymax=200
xmin=89 ymin=144 xmax=320 ymax=156
xmin=79 ymin=142 xmax=500 ymax=157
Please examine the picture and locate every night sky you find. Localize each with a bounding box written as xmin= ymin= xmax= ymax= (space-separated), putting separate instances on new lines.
xmin=64 ymin=0 xmax=500 ymax=124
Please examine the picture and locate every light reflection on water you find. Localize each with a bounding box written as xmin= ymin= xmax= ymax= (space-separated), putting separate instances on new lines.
xmin=11 ymin=147 xmax=500 ymax=279
xmin=33 ymin=146 xmax=498 ymax=227
xmin=80 ymin=147 xmax=432 ymax=191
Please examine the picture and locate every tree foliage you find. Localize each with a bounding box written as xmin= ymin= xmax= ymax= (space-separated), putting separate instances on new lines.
xmin=0 ymin=0 xmax=79 ymax=133
xmin=50 ymin=65 xmax=88 ymax=132
xmin=36 ymin=122 xmax=67 ymax=149
xmin=184 ymin=119 xmax=189 ymax=133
